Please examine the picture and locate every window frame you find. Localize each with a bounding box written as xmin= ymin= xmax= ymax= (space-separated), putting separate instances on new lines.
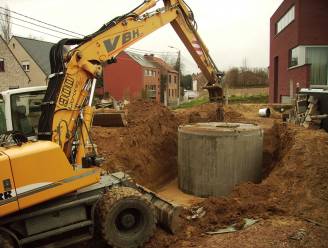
xmin=0 ymin=58 xmax=4 ymax=72
xmin=22 ymin=60 xmax=30 ymax=72
xmin=289 ymin=47 xmax=299 ymax=68
xmin=10 ymin=90 xmax=45 ymax=136
xmin=276 ymin=5 xmax=295 ymax=34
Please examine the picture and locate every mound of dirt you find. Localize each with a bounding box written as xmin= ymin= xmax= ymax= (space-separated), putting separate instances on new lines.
xmin=92 ymin=100 xmax=179 ymax=189
xmin=175 ymin=103 xmax=249 ymax=125
xmin=146 ymin=121 xmax=328 ymax=248
xmin=91 ymin=101 xmax=327 ymax=248
xmin=185 ymin=123 xmax=328 ymax=243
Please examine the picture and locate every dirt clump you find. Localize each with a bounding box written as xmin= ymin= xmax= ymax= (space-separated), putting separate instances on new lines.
xmin=92 ymin=99 xmax=179 ymax=190
xmin=175 ymin=103 xmax=248 ymax=125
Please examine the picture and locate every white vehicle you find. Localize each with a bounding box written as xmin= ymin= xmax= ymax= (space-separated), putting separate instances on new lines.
xmin=0 ymin=86 xmax=47 ymax=137
xmin=184 ymin=89 xmax=199 ymax=100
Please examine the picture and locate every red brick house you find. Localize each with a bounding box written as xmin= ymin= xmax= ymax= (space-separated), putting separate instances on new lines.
xmin=269 ymin=0 xmax=328 ymax=103
xmin=144 ymin=54 xmax=179 ymax=106
xmin=103 ymin=51 xmax=160 ymax=102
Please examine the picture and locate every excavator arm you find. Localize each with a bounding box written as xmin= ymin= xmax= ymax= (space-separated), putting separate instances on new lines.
xmin=38 ymin=0 xmax=223 ymax=165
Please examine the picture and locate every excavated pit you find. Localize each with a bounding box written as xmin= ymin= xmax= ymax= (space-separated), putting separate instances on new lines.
xmin=90 ymin=101 xmax=328 ymax=248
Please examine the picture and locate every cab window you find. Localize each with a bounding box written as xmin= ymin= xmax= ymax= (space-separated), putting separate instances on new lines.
xmin=11 ymin=91 xmax=45 ymax=136
xmin=0 ymin=97 xmax=7 ymax=133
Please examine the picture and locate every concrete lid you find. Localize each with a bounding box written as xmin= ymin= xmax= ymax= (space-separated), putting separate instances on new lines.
xmin=179 ymin=122 xmax=262 ymax=136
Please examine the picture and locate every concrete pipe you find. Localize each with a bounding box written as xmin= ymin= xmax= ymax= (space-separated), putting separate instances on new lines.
xmin=178 ymin=122 xmax=263 ymax=197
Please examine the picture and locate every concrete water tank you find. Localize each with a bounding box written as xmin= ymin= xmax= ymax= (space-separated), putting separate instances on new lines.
xmin=178 ymin=122 xmax=263 ymax=197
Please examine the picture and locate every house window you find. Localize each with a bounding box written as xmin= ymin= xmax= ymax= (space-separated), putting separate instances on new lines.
xmin=0 ymin=58 xmax=4 ymax=72
xmin=22 ymin=61 xmax=30 ymax=72
xmin=174 ymin=76 xmax=177 ymax=83
xmin=306 ymin=47 xmax=328 ymax=86
xmin=168 ymin=75 xmax=172 ymax=83
xmin=289 ymin=47 xmax=298 ymax=67
xmin=276 ymin=5 xmax=295 ymax=34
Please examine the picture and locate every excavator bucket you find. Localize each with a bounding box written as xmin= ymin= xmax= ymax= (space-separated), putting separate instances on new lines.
xmin=203 ymin=84 xmax=225 ymax=121
xmin=93 ymin=109 xmax=127 ymax=127
xmin=203 ymin=84 xmax=224 ymax=103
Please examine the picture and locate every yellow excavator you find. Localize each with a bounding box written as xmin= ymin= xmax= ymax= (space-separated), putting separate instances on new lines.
xmin=0 ymin=0 xmax=223 ymax=247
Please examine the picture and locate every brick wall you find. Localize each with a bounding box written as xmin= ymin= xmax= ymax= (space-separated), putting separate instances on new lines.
xmin=269 ymin=0 xmax=299 ymax=103
xmin=8 ymin=37 xmax=47 ymax=86
xmin=0 ymin=38 xmax=29 ymax=91
xmin=287 ymin=64 xmax=310 ymax=93
xmin=144 ymin=67 xmax=161 ymax=102
xmin=167 ymin=72 xmax=179 ymax=103
xmin=299 ymin=0 xmax=328 ymax=45
xmin=104 ymin=52 xmax=143 ymax=101
xmin=269 ymin=0 xmax=328 ymax=103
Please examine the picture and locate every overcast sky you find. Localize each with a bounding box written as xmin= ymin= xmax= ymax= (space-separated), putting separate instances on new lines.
xmin=0 ymin=0 xmax=283 ymax=73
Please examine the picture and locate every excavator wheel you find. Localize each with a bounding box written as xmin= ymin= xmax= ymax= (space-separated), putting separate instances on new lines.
xmin=0 ymin=233 xmax=15 ymax=248
xmin=97 ymin=186 xmax=156 ymax=248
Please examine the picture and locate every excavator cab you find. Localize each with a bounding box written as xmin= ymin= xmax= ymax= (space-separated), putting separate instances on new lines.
xmin=0 ymin=87 xmax=46 ymax=138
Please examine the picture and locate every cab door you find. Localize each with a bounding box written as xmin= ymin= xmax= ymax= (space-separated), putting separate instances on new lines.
xmin=0 ymin=151 xmax=19 ymax=217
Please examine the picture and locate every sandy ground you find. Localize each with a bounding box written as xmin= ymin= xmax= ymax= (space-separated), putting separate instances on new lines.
xmin=90 ymin=100 xmax=328 ymax=248
xmin=157 ymin=179 xmax=204 ymax=207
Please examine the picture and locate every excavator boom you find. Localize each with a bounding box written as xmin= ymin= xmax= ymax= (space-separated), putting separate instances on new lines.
xmin=38 ymin=0 xmax=223 ymax=164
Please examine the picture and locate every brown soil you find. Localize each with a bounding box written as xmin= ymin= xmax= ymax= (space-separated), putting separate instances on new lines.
xmin=146 ymin=111 xmax=328 ymax=248
xmin=91 ymin=101 xmax=328 ymax=248
xmin=92 ymin=99 xmax=179 ymax=190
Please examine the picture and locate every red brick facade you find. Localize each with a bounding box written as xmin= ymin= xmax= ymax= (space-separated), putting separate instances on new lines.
xmin=144 ymin=55 xmax=179 ymax=105
xmin=103 ymin=52 xmax=160 ymax=102
xmin=269 ymin=0 xmax=328 ymax=103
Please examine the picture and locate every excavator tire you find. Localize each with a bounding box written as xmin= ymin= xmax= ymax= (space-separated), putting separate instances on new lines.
xmin=0 ymin=233 xmax=14 ymax=248
xmin=97 ymin=186 xmax=156 ymax=248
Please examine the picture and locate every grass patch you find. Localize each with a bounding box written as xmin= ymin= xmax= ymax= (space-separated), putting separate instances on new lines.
xmin=228 ymin=94 xmax=268 ymax=103
xmin=174 ymin=94 xmax=268 ymax=109
xmin=175 ymin=97 xmax=209 ymax=109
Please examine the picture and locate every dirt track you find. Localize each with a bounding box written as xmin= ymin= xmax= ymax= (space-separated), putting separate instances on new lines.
xmin=91 ymin=100 xmax=328 ymax=248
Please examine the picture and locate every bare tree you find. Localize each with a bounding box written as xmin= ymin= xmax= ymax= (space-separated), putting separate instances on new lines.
xmin=0 ymin=6 xmax=12 ymax=43
xmin=241 ymin=57 xmax=248 ymax=71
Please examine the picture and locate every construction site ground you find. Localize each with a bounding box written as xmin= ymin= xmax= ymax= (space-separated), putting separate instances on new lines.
xmin=91 ymin=100 xmax=328 ymax=248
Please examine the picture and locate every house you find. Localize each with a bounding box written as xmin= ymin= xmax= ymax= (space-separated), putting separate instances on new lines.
xmin=269 ymin=0 xmax=328 ymax=103
xmin=192 ymin=73 xmax=207 ymax=92
xmin=103 ymin=51 xmax=161 ymax=102
xmin=183 ymin=73 xmax=204 ymax=100
xmin=8 ymin=36 xmax=54 ymax=86
xmin=0 ymin=36 xmax=30 ymax=91
xmin=144 ymin=54 xmax=179 ymax=106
